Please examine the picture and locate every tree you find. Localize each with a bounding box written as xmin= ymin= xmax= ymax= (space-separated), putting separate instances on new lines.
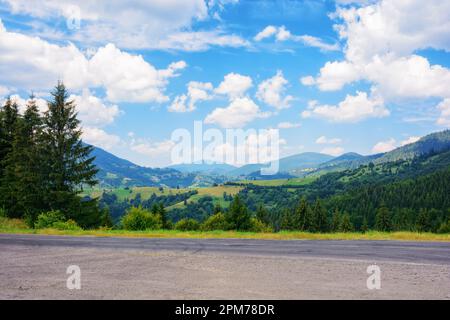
xmin=361 ymin=216 xmax=369 ymax=233
xmin=227 ymin=195 xmax=251 ymax=231
xmin=41 ymin=82 xmax=100 ymax=228
xmin=340 ymin=212 xmax=353 ymax=232
xmin=331 ymin=208 xmax=341 ymax=232
xmin=256 ymin=204 xmax=270 ymax=225
xmin=1 ymin=96 xmax=44 ymax=221
xmin=375 ymin=205 xmax=392 ymax=232
xmin=416 ymin=209 xmax=431 ymax=232
xmin=311 ymin=198 xmax=329 ymax=232
xmin=294 ymin=197 xmax=310 ymax=231
xmin=0 ymin=98 xmax=19 ymax=177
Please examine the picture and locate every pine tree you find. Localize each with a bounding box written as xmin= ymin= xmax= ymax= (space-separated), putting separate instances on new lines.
xmin=311 ymin=198 xmax=329 ymax=233
xmin=375 ymin=205 xmax=392 ymax=231
xmin=1 ymin=96 xmax=45 ymax=221
xmin=41 ymin=82 xmax=100 ymax=228
xmin=0 ymin=98 xmax=19 ymax=176
xmin=256 ymin=204 xmax=270 ymax=225
xmin=416 ymin=209 xmax=431 ymax=232
xmin=340 ymin=212 xmax=353 ymax=232
xmin=331 ymin=208 xmax=341 ymax=232
xmin=294 ymin=197 xmax=310 ymax=231
xmin=227 ymin=195 xmax=251 ymax=231
xmin=361 ymin=216 xmax=369 ymax=233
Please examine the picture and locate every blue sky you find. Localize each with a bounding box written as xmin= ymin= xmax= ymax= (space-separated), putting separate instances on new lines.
xmin=0 ymin=0 xmax=449 ymax=167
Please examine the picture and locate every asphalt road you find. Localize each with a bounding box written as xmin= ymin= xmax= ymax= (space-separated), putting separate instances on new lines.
xmin=0 ymin=234 xmax=449 ymax=264
xmin=1 ymin=234 xmax=449 ymax=299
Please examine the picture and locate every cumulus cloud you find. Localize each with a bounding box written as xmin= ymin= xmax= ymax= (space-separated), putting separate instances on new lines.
xmin=204 ymin=97 xmax=269 ymax=128
xmin=316 ymin=136 xmax=342 ymax=145
xmin=436 ymin=99 xmax=450 ymax=127
xmin=372 ymin=138 xmax=397 ymax=154
xmin=302 ymin=91 xmax=389 ymax=123
xmin=214 ymin=73 xmax=253 ymax=99
xmin=169 ymin=81 xmax=213 ymax=112
xmin=82 ymin=127 xmax=121 ymax=151
xmin=70 ymin=89 xmax=120 ymax=127
xmin=256 ymin=71 xmax=293 ymax=110
xmin=321 ymin=147 xmax=344 ymax=156
xmin=1 ymin=0 xmax=246 ymax=51
xmin=303 ymin=0 xmax=450 ymax=121
xmin=254 ymin=25 xmax=339 ymax=51
xmin=0 ymin=22 xmax=186 ymax=103
xmin=400 ymin=136 xmax=420 ymax=146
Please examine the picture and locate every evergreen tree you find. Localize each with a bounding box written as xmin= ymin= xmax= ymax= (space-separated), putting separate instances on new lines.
xmin=1 ymin=96 xmax=44 ymax=221
xmin=331 ymin=208 xmax=341 ymax=232
xmin=227 ymin=195 xmax=251 ymax=231
xmin=340 ymin=212 xmax=353 ymax=232
xmin=256 ymin=204 xmax=270 ymax=225
xmin=294 ymin=197 xmax=310 ymax=231
xmin=361 ymin=216 xmax=369 ymax=233
xmin=280 ymin=208 xmax=295 ymax=231
xmin=311 ymin=198 xmax=329 ymax=232
xmin=416 ymin=209 xmax=431 ymax=232
xmin=41 ymin=82 xmax=99 ymax=228
xmin=375 ymin=205 xmax=392 ymax=231
xmin=0 ymin=98 xmax=19 ymax=176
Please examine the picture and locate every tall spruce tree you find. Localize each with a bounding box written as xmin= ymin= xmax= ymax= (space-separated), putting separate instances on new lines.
xmin=311 ymin=198 xmax=329 ymax=232
xmin=294 ymin=197 xmax=310 ymax=231
xmin=42 ymin=82 xmax=100 ymax=228
xmin=375 ymin=205 xmax=392 ymax=232
xmin=227 ymin=195 xmax=251 ymax=231
xmin=1 ymin=96 xmax=44 ymax=220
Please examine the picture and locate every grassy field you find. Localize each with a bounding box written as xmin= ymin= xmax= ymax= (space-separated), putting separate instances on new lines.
xmin=1 ymin=217 xmax=448 ymax=242
xmin=167 ymin=185 xmax=243 ymax=209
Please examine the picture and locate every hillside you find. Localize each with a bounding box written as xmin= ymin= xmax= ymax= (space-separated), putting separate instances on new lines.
xmin=91 ymin=146 xmax=196 ymax=188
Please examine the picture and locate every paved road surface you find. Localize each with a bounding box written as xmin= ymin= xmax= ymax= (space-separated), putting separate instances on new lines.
xmin=1 ymin=234 xmax=449 ymax=299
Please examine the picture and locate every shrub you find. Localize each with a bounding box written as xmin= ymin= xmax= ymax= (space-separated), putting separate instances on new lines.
xmin=175 ymin=218 xmax=200 ymax=231
xmin=121 ymin=206 xmax=162 ymax=231
xmin=51 ymin=219 xmax=82 ymax=231
xmin=35 ymin=210 xmax=66 ymax=229
xmin=437 ymin=219 xmax=450 ymax=234
xmin=201 ymin=213 xmax=230 ymax=231
xmin=249 ymin=218 xmax=272 ymax=233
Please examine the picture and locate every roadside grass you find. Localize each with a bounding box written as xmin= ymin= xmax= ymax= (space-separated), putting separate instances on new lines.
xmin=1 ymin=217 xmax=449 ymax=242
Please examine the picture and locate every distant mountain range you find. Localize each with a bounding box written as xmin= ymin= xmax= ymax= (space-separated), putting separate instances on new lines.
xmin=89 ymin=130 xmax=450 ymax=187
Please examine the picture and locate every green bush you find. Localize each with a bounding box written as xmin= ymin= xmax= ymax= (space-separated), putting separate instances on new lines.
xmin=51 ymin=219 xmax=82 ymax=231
xmin=175 ymin=218 xmax=200 ymax=231
xmin=437 ymin=219 xmax=450 ymax=234
xmin=201 ymin=213 xmax=230 ymax=231
xmin=35 ymin=210 xmax=66 ymax=229
xmin=249 ymin=218 xmax=272 ymax=233
xmin=121 ymin=206 xmax=162 ymax=231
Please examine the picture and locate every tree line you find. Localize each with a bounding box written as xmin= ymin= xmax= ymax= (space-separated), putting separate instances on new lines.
xmin=0 ymin=82 xmax=105 ymax=228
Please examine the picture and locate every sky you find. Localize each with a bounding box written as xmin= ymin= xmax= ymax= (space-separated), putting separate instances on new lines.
xmin=0 ymin=0 xmax=449 ymax=167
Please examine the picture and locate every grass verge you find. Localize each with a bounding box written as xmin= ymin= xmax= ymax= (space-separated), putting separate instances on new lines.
xmin=0 ymin=218 xmax=449 ymax=242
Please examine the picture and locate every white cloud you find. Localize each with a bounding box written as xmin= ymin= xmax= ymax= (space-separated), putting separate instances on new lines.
xmin=305 ymin=0 xmax=450 ymax=102
xmin=316 ymin=136 xmax=342 ymax=145
xmin=2 ymin=94 xmax=48 ymax=114
xmin=254 ymin=25 xmax=278 ymax=41
xmin=256 ymin=70 xmax=293 ymax=110
xmin=300 ymin=76 xmax=315 ymax=86
xmin=277 ymin=122 xmax=301 ymax=129
xmin=400 ymin=136 xmax=420 ymax=146
xmin=70 ymin=89 xmax=120 ymax=127
xmin=436 ymin=99 xmax=450 ymax=127
xmin=254 ymin=25 xmax=339 ymax=51
xmin=321 ymin=147 xmax=344 ymax=156
xmin=302 ymin=91 xmax=389 ymax=123
xmin=82 ymin=127 xmax=121 ymax=151
xmin=204 ymin=97 xmax=269 ymax=128
xmin=169 ymin=81 xmax=213 ymax=113
xmin=214 ymin=73 xmax=253 ymax=99
xmin=0 ymin=22 xmax=186 ymax=103
xmin=0 ymin=85 xmax=10 ymax=96
xmin=372 ymin=138 xmax=396 ymax=153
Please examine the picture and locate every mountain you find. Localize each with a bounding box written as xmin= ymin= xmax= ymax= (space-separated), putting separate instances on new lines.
xmin=91 ymin=146 xmax=196 ymax=188
xmin=229 ymin=152 xmax=334 ymax=177
xmin=169 ymin=163 xmax=237 ymax=175
xmin=375 ymin=130 xmax=450 ymax=164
